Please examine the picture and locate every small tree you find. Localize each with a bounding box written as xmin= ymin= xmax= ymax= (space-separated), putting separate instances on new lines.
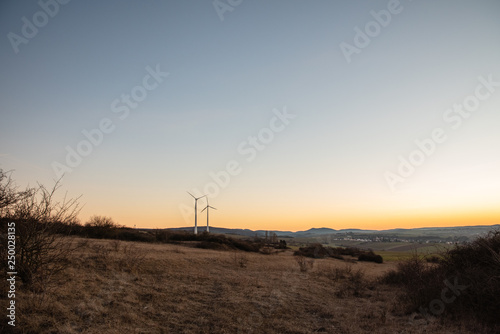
xmin=85 ymin=215 xmax=118 ymax=229
xmin=84 ymin=215 xmax=121 ymax=238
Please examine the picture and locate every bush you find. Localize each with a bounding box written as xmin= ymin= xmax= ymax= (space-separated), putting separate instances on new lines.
xmin=295 ymin=255 xmax=314 ymax=272
xmin=278 ymin=239 xmax=287 ymax=249
xmin=381 ymin=254 xmax=443 ymax=310
xmin=425 ymin=255 xmax=441 ymax=263
xmin=294 ymin=244 xmax=341 ymax=259
xmin=358 ymin=252 xmax=383 ymax=263
xmin=233 ymin=252 xmax=249 ymax=268
xmin=197 ymin=241 xmax=229 ymax=250
xmin=116 ymin=229 xmax=155 ymax=242
xmin=0 ymin=172 xmax=81 ymax=289
xmin=382 ymin=230 xmax=500 ymax=331
xmin=439 ymin=230 xmax=500 ymax=327
xmin=294 ymin=244 xmax=383 ymax=263
xmin=153 ymin=230 xmax=262 ymax=252
xmin=84 ymin=215 xmax=121 ymax=239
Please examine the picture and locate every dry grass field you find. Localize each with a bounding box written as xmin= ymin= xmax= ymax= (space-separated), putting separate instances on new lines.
xmin=11 ymin=237 xmax=486 ymax=334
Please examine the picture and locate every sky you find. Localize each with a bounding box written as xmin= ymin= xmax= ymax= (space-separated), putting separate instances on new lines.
xmin=1 ymin=0 xmax=500 ymax=231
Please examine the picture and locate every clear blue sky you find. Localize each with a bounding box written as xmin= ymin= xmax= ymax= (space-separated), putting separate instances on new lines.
xmin=1 ymin=0 xmax=500 ymax=230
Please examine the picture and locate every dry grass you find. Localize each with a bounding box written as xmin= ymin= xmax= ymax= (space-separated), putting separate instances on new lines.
xmin=8 ymin=237 xmax=483 ymax=333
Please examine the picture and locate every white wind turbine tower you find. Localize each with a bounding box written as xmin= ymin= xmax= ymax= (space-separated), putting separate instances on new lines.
xmin=201 ymin=197 xmax=217 ymax=233
xmin=187 ymin=192 xmax=206 ymax=235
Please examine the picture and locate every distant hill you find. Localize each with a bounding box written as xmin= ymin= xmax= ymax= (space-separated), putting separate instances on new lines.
xmin=164 ymin=224 xmax=500 ymax=240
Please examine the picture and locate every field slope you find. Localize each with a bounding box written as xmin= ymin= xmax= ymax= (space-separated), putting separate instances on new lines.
xmin=11 ymin=238 xmax=482 ymax=333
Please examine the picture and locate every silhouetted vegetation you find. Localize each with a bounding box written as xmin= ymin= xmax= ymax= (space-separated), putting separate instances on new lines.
xmin=358 ymin=251 xmax=383 ymax=264
xmin=0 ymin=170 xmax=81 ymax=290
xmin=381 ymin=230 xmax=500 ymax=332
xmin=425 ymin=255 xmax=441 ymax=263
xmin=293 ymin=243 xmax=383 ymax=263
xmin=278 ymin=239 xmax=287 ymax=249
xmin=155 ymin=230 xmax=255 ymax=251
xmin=67 ymin=224 xmax=264 ymax=252
xmin=84 ymin=215 xmax=121 ymax=238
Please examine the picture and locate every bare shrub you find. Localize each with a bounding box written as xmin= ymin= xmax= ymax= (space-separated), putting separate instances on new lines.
xmin=110 ymin=239 xmax=121 ymax=252
xmin=381 ymin=252 xmax=434 ymax=285
xmin=77 ymin=238 xmax=90 ymax=249
xmin=86 ymin=243 xmax=111 ymax=271
xmin=172 ymin=246 xmax=184 ymax=254
xmin=333 ymin=264 xmax=352 ymax=281
xmin=260 ymin=246 xmax=275 ymax=255
xmin=380 ymin=253 xmax=443 ymax=309
xmin=0 ymin=169 xmax=31 ymax=216
xmin=438 ymin=230 xmax=500 ymax=327
xmin=233 ymin=252 xmax=249 ymax=268
xmin=85 ymin=215 xmax=118 ymax=229
xmin=84 ymin=215 xmax=121 ymax=239
xmin=295 ymin=255 xmax=314 ymax=272
xmin=118 ymin=244 xmax=148 ymax=273
xmin=92 ymin=244 xmax=111 ymax=257
xmin=316 ymin=263 xmax=367 ymax=298
xmin=0 ymin=172 xmax=81 ymax=290
xmin=382 ymin=230 xmax=500 ymax=331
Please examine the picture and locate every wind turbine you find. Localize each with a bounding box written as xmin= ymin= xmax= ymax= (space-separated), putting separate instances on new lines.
xmin=187 ymin=192 xmax=206 ymax=234
xmin=201 ymin=197 xmax=217 ymax=233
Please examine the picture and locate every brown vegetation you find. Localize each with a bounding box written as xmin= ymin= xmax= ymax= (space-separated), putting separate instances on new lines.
xmin=294 ymin=244 xmax=383 ymax=263
xmin=3 ymin=237 xmax=492 ymax=334
xmin=382 ymin=230 xmax=500 ymax=332
xmin=0 ymin=170 xmax=80 ymax=290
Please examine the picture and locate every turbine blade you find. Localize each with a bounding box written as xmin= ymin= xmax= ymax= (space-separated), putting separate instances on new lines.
xmin=187 ymin=191 xmax=196 ymax=199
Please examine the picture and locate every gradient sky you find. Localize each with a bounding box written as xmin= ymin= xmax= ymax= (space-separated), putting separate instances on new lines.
xmin=1 ymin=0 xmax=500 ymax=231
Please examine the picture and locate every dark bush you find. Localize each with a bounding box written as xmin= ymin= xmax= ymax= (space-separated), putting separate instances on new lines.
xmin=294 ymin=244 xmax=342 ymax=259
xmin=197 ymin=241 xmax=229 ymax=250
xmin=153 ymin=230 xmax=262 ymax=252
xmin=382 ymin=230 xmax=500 ymax=331
xmin=230 ymin=238 xmax=261 ymax=252
xmin=425 ymin=255 xmax=441 ymax=263
xmin=278 ymin=240 xmax=287 ymax=249
xmin=294 ymin=244 xmax=326 ymax=258
xmin=116 ymin=229 xmax=155 ymax=242
xmin=84 ymin=216 xmax=122 ymax=239
xmin=154 ymin=229 xmax=169 ymax=242
xmin=294 ymin=244 xmax=382 ymax=263
xmin=358 ymin=252 xmax=383 ymax=263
